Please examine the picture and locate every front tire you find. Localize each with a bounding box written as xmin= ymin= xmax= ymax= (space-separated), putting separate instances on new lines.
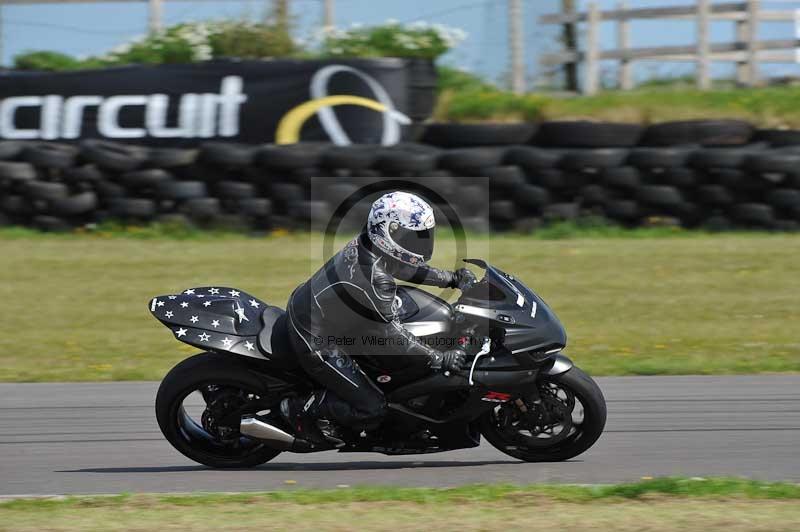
xmin=155 ymin=352 xmax=284 ymax=468
xmin=479 ymin=366 xmax=606 ymax=462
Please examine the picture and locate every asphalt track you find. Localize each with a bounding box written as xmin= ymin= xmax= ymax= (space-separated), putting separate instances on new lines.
xmin=1 ymin=375 xmax=798 ymax=496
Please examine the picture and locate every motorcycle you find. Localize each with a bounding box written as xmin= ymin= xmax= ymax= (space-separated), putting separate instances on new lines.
xmin=151 ymin=259 xmax=606 ymax=468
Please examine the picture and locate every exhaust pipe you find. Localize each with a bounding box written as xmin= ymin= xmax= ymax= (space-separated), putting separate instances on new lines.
xmin=239 ymin=417 xmax=295 ymax=450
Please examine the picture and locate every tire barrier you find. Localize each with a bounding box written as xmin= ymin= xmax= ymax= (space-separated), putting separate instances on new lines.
xmin=2 ymin=120 xmax=800 ymax=233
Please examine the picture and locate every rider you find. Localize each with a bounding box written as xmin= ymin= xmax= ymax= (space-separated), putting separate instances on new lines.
xmin=282 ymin=191 xmax=477 ymax=446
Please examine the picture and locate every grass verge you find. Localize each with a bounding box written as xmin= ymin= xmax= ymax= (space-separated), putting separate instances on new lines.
xmin=435 ymin=70 xmax=800 ymax=127
xmin=1 ymin=478 xmax=798 ymax=532
xmin=1 ymin=227 xmax=798 ymax=381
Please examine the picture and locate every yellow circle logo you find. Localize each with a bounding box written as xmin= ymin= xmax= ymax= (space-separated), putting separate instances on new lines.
xmin=275 ymin=65 xmax=411 ymax=145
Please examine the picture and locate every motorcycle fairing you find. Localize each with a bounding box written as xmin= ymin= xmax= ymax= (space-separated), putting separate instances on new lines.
xmin=457 ymin=262 xmax=567 ymax=354
xmin=149 ymin=286 xmax=276 ymax=359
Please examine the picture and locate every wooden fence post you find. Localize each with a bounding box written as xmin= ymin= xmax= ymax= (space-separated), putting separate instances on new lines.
xmin=735 ymin=17 xmax=748 ymax=85
xmin=745 ymin=0 xmax=760 ymax=86
xmin=562 ymin=0 xmax=579 ymax=92
xmin=509 ymin=0 xmax=526 ymax=94
xmin=696 ymin=0 xmax=711 ymax=90
xmin=323 ymin=0 xmax=335 ymax=32
xmin=795 ymin=7 xmax=800 ymax=67
xmin=148 ymin=0 xmax=163 ymax=33
xmin=617 ymin=1 xmax=632 ymax=90
xmin=585 ymin=2 xmax=601 ymax=95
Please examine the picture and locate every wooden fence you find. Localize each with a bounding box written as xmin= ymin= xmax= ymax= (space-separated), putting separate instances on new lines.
xmin=540 ymin=0 xmax=800 ymax=94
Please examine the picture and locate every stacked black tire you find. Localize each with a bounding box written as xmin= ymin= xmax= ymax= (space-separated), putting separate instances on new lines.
xmin=424 ymin=119 xmax=800 ymax=231
xmin=0 ymin=139 xmax=447 ymax=232
xmin=1 ymin=120 xmax=800 ymax=232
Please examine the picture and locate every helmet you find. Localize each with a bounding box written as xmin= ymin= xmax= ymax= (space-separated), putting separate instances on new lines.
xmin=366 ymin=191 xmax=435 ymax=266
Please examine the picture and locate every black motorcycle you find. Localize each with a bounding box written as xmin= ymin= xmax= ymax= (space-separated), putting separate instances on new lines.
xmin=151 ymin=259 xmax=606 ymax=467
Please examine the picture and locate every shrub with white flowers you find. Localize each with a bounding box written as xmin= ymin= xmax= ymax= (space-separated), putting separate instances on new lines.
xmin=100 ymin=21 xmax=296 ymax=65
xmin=320 ymin=21 xmax=467 ymax=60
xmin=14 ymin=20 xmax=297 ymax=70
xmin=14 ymin=19 xmax=465 ymax=71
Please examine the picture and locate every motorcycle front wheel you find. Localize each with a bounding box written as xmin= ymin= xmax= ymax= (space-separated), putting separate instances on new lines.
xmin=155 ymin=352 xmax=284 ymax=468
xmin=479 ymin=366 xmax=606 ymax=462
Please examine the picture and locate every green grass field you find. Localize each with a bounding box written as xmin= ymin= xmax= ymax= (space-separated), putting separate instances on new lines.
xmin=435 ymin=68 xmax=800 ymax=126
xmin=437 ymin=86 xmax=800 ymax=126
xmin=1 ymin=228 xmax=798 ymax=382
xmin=1 ymin=478 xmax=798 ymax=531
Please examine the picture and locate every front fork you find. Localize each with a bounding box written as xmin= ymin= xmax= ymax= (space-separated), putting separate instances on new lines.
xmin=512 ymin=354 xmax=573 ymax=427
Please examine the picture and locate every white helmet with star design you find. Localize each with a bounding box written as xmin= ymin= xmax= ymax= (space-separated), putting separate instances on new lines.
xmin=366 ymin=191 xmax=436 ymax=266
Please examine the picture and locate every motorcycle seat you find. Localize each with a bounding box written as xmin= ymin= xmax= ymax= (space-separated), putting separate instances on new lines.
xmin=257 ymin=306 xmax=284 ymax=354
xmin=258 ymin=307 xmax=296 ymax=367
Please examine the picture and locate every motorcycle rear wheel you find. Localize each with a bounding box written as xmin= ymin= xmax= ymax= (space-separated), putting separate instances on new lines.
xmin=479 ymin=366 xmax=606 ymax=462
xmin=155 ymin=352 xmax=284 ymax=468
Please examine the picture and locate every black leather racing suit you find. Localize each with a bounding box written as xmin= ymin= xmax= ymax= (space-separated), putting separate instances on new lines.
xmin=286 ymin=230 xmax=456 ymax=427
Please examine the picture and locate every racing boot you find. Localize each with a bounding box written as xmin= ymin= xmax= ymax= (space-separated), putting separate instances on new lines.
xmin=280 ymin=393 xmax=339 ymax=449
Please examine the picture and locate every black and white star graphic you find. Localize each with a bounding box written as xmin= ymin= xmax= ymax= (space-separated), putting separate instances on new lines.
xmin=175 ymin=328 xmax=187 ymax=338
xmin=180 ymin=302 xmax=189 ymax=308
xmin=245 ymin=341 xmax=255 ymax=351
xmin=190 ymin=316 xmax=199 ymax=323
xmin=211 ymin=320 xmax=220 ymax=328
xmin=249 ymin=299 xmax=260 ymax=308
xmin=165 ymin=311 xmax=174 ymax=318
xmin=209 ymin=288 xmax=220 ymax=295
xmin=234 ymin=303 xmax=249 ymax=323
xmin=198 ymin=332 xmax=210 ymax=342
xmin=221 ymin=337 xmax=233 ymax=348
xmin=184 ymin=289 xmax=195 ymax=295
xmin=229 ymin=290 xmax=240 ymax=297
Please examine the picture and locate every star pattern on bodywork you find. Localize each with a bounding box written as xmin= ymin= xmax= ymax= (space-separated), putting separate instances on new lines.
xmin=154 ymin=288 xmax=268 ymax=355
xmin=234 ymin=303 xmax=249 ymax=323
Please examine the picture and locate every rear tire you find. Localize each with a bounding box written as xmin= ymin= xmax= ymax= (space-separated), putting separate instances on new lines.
xmin=479 ymin=366 xmax=606 ymax=462
xmin=155 ymin=352 xmax=283 ymax=468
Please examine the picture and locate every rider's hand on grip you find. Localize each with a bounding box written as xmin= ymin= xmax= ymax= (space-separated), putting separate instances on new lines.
xmin=430 ymin=349 xmax=467 ymax=372
xmin=452 ymin=268 xmax=477 ymax=292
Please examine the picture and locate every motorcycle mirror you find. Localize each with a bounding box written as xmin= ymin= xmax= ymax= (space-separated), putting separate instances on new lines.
xmin=462 ymin=258 xmax=487 ymax=269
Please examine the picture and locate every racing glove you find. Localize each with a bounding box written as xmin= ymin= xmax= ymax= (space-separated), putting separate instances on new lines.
xmin=429 ymin=349 xmax=467 ymax=372
xmin=451 ymin=268 xmax=477 ymax=292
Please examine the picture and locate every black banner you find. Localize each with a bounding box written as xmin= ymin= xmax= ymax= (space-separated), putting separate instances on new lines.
xmin=0 ymin=59 xmax=414 ymax=146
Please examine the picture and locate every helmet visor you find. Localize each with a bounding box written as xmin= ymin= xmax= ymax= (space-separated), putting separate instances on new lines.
xmin=393 ymin=227 xmax=435 ymax=262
